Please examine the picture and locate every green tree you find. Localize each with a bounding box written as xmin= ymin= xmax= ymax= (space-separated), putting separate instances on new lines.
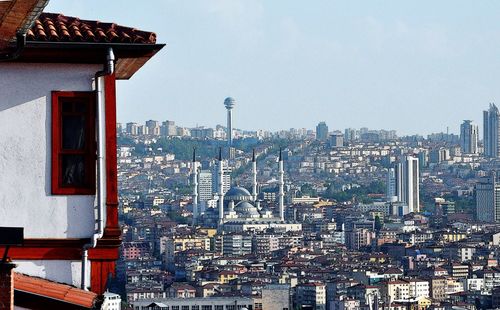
xmin=300 ymin=183 xmax=317 ymax=197
xmin=322 ymin=180 xmax=385 ymax=203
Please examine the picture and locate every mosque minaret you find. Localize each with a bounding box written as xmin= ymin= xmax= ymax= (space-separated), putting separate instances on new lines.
xmin=217 ymin=147 xmax=225 ymax=227
xmin=191 ymin=148 xmax=198 ymax=226
xmin=251 ymin=149 xmax=257 ymax=202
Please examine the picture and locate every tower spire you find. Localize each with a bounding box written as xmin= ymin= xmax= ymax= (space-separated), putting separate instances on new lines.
xmin=224 ymin=97 xmax=235 ymax=147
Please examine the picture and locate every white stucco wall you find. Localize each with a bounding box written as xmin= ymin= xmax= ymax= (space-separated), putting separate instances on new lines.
xmin=0 ymin=63 xmax=101 ymax=238
xmin=15 ymin=259 xmax=88 ymax=288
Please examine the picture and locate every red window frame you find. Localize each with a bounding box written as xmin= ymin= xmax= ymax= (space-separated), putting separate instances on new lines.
xmin=51 ymin=91 xmax=96 ymax=195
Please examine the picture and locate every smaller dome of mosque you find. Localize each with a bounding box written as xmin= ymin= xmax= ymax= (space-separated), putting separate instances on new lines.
xmin=234 ymin=201 xmax=261 ymax=218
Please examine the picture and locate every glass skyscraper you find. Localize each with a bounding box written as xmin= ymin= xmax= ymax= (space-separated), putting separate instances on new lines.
xmin=483 ymin=103 xmax=500 ymax=158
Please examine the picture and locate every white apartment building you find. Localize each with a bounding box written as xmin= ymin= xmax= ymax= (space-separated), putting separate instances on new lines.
xmin=408 ymin=279 xmax=429 ymax=299
xmin=385 ymin=280 xmax=410 ymax=302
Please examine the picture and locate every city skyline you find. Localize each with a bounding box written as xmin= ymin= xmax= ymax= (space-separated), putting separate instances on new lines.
xmin=119 ymin=117 xmax=472 ymax=138
xmin=119 ymin=106 xmax=489 ymax=137
xmin=45 ymin=0 xmax=500 ymax=136
xmin=4 ymin=1 xmax=500 ymax=309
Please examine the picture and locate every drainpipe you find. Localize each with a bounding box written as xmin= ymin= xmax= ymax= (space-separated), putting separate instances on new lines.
xmin=81 ymin=47 xmax=115 ymax=290
xmin=0 ymin=33 xmax=26 ymax=62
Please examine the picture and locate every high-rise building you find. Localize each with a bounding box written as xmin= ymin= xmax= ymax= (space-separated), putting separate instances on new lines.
xmin=212 ymin=161 xmax=231 ymax=195
xmin=429 ymin=148 xmax=450 ymax=164
xmin=344 ymin=128 xmax=359 ymax=142
xmin=198 ymin=170 xmax=213 ymax=201
xmin=391 ymin=156 xmax=420 ymax=213
xmin=460 ymin=120 xmax=479 ymax=154
xmin=137 ymin=125 xmax=147 ymax=135
xmin=126 ymin=122 xmax=139 ymax=135
xmin=405 ymin=156 xmax=420 ymax=213
xmin=394 ymin=162 xmax=404 ymax=203
xmin=329 ymin=132 xmax=344 ymax=148
xmin=418 ymin=150 xmax=428 ymax=169
xmin=386 ymin=168 xmax=397 ymax=201
xmin=484 ymin=103 xmax=500 ymax=158
xmin=476 ymin=172 xmax=500 ymax=222
xmin=316 ymin=122 xmax=329 ymax=141
xmin=145 ymin=120 xmax=160 ymax=136
xmin=161 ymin=120 xmax=177 ymax=136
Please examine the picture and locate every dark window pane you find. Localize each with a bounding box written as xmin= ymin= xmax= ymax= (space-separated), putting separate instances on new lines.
xmin=62 ymin=115 xmax=85 ymax=149
xmin=62 ymin=101 xmax=73 ymax=113
xmin=74 ymin=102 xmax=87 ymax=113
xmin=61 ymin=155 xmax=85 ymax=186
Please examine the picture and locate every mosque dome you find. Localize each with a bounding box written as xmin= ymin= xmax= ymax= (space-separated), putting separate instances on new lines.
xmin=234 ymin=201 xmax=261 ymax=218
xmin=224 ymin=186 xmax=252 ymax=202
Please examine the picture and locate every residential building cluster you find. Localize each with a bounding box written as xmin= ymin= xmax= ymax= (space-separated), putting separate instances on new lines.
xmin=115 ymin=103 xmax=500 ymax=309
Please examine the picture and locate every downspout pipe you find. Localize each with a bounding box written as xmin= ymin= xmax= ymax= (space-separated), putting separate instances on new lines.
xmin=0 ymin=33 xmax=26 ymax=62
xmin=81 ymin=47 xmax=115 ymax=290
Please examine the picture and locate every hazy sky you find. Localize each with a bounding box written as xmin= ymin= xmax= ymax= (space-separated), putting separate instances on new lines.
xmin=45 ymin=1 xmax=500 ymax=136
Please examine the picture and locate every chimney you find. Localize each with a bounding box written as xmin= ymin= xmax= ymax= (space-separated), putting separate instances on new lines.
xmin=0 ymin=262 xmax=16 ymax=310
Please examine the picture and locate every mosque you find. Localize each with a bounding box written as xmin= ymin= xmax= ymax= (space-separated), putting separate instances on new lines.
xmin=191 ymin=148 xmax=302 ymax=232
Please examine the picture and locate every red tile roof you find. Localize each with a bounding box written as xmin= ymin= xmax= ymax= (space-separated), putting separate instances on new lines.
xmin=14 ymin=273 xmax=98 ymax=308
xmin=27 ymin=12 xmax=157 ymax=44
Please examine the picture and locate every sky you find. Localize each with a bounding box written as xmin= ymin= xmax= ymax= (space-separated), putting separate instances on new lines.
xmin=45 ymin=1 xmax=500 ymax=136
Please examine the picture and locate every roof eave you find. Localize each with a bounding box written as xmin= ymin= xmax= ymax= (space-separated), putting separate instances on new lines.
xmin=0 ymin=0 xmax=49 ymax=49
xmin=15 ymin=289 xmax=98 ymax=309
xmin=16 ymin=41 xmax=165 ymax=79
